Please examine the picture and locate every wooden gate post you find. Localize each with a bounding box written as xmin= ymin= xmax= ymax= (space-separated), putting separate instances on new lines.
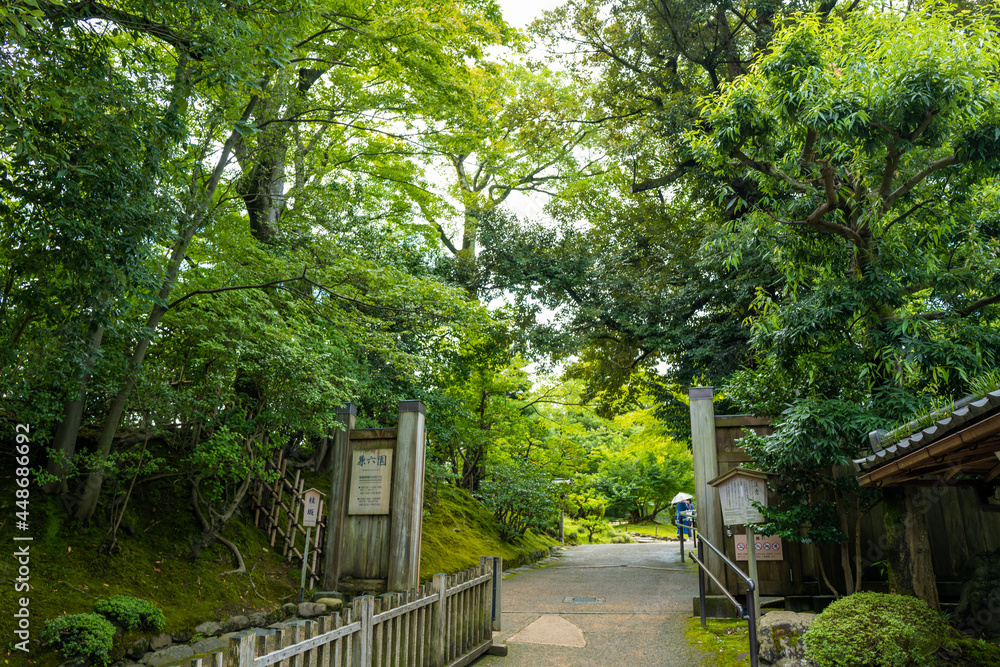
xmin=388 ymin=400 xmax=426 ymax=591
xmin=324 ymin=403 xmax=356 ymax=589
xmin=689 ymin=387 xmax=726 ymax=593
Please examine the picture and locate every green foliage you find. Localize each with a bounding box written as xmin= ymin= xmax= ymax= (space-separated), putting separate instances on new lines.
xmin=803 ymin=593 xmax=947 ymax=667
xmin=591 ymin=405 xmax=693 ymax=523
xmin=93 ymin=595 xmax=165 ymax=633
xmin=40 ymin=613 xmax=117 ymax=665
xmin=475 ymin=460 xmax=558 ymax=541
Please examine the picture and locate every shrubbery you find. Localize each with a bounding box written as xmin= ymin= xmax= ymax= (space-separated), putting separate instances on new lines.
xmin=41 ymin=613 xmax=117 ymax=665
xmin=94 ymin=595 xmax=165 ymax=632
xmin=803 ymin=592 xmax=946 ymax=667
xmin=475 ymin=460 xmax=557 ymax=541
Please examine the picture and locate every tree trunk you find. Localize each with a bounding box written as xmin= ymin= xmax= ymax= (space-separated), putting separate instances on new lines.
xmin=74 ymin=97 xmax=258 ymax=522
xmin=44 ymin=324 xmax=104 ymax=495
xmin=883 ymin=487 xmax=939 ymax=609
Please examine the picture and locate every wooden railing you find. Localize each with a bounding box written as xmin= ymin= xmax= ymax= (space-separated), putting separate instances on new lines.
xmin=168 ymin=557 xmax=502 ymax=667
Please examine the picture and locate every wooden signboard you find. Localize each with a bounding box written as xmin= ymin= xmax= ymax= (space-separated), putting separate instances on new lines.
xmin=709 ymin=467 xmax=770 ymax=525
xmin=735 ymin=534 xmax=783 ymax=561
xmin=324 ymin=401 xmax=426 ymax=593
xmin=302 ymin=487 xmax=324 ymax=527
xmin=348 ymin=448 xmax=393 ymax=515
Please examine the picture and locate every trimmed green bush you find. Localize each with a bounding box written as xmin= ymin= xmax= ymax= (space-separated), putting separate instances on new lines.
xmin=803 ymin=592 xmax=946 ymax=667
xmin=41 ymin=613 xmax=117 ymax=665
xmin=94 ymin=595 xmax=166 ymax=632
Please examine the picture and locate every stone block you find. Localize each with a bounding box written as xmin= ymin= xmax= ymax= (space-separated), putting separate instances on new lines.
xmin=195 ymin=621 xmax=222 ymax=637
xmin=191 ymin=636 xmax=228 ymax=655
xmin=757 ymin=610 xmax=816 ymax=665
xmin=221 ymin=615 xmax=250 ymax=633
xmin=127 ymin=637 xmax=150 ymax=660
xmin=140 ymin=645 xmax=193 ymax=667
xmin=148 ymin=634 xmax=171 ymax=650
xmin=315 ymin=598 xmax=343 ymax=611
xmin=170 ymin=629 xmax=193 ymax=644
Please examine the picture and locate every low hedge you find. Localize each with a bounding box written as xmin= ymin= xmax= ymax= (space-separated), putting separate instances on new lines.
xmin=803 ymin=592 xmax=946 ymax=667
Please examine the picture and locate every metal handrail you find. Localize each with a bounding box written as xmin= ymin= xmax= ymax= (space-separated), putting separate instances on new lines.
xmin=688 ymin=550 xmax=744 ymax=617
xmin=687 ymin=534 xmax=759 ymax=667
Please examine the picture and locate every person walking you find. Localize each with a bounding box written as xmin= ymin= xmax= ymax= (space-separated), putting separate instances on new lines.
xmin=675 ymin=497 xmax=693 ymax=540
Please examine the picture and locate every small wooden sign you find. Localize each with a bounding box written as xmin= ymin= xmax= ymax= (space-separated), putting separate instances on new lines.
xmin=735 ymin=534 xmax=783 ymax=561
xmin=302 ymin=487 xmax=323 ymax=527
xmin=708 ymin=467 xmax=770 ymax=525
xmin=348 ymin=448 xmax=393 ymax=515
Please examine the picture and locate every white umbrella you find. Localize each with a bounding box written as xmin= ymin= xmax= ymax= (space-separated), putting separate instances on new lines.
xmin=671 ymin=492 xmax=693 ymax=504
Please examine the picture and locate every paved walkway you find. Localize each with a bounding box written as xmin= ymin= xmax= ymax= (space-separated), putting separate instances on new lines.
xmin=475 ymin=542 xmax=705 ymax=666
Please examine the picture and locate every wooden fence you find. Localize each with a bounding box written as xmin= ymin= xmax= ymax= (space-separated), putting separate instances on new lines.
xmin=249 ymin=451 xmax=325 ymax=589
xmin=167 ymin=558 xmax=502 ymax=667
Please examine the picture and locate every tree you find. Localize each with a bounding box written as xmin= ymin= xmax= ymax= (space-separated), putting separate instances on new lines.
xmin=592 ymin=404 xmax=693 ymax=522
xmin=693 ymin=5 xmax=1000 ymax=599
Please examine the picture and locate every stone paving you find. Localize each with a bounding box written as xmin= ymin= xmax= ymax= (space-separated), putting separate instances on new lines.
xmin=475 ymin=542 xmax=706 ymax=666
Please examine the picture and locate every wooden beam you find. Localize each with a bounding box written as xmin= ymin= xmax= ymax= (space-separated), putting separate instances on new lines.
xmin=986 ymin=463 xmax=1000 ymax=483
xmin=860 ymin=411 xmax=1000 ymax=486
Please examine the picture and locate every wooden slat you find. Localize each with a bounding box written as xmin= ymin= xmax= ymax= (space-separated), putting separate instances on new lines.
xmin=253 ymin=622 xmax=363 ymax=667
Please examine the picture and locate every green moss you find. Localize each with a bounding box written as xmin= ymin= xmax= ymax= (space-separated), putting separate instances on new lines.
xmin=0 ymin=485 xmax=299 ymax=667
xmin=941 ymin=637 xmax=1000 ymax=666
xmin=420 ymin=485 xmax=556 ymax=578
xmin=686 ymin=617 xmax=752 ymax=665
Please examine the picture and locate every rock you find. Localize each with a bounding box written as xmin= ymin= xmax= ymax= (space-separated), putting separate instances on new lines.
xmin=222 ymin=615 xmax=250 ymax=633
xmin=297 ymin=602 xmax=317 ymax=617
xmin=127 ymin=637 xmax=150 ymax=660
xmin=110 ymin=660 xmax=139 ymax=667
xmin=248 ymin=612 xmax=269 ymax=627
xmin=267 ymin=608 xmax=286 ymax=624
xmin=170 ymin=629 xmax=194 ymax=643
xmin=316 ymin=598 xmax=343 ymax=612
xmin=282 ymin=602 xmax=299 ymax=617
xmin=148 ymin=633 xmax=172 ymax=650
xmin=140 ymin=645 xmax=194 ymax=667
xmin=195 ymin=621 xmax=222 ymax=637
xmin=757 ymin=610 xmax=816 ymax=665
xmin=268 ymin=621 xmax=292 ymax=630
xmin=191 ymin=637 xmax=228 ymax=655
xmin=312 ymin=591 xmax=343 ymax=603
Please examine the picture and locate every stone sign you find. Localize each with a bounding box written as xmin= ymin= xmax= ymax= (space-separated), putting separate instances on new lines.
xmin=735 ymin=534 xmax=783 ymax=561
xmin=348 ymin=448 xmax=393 ymax=515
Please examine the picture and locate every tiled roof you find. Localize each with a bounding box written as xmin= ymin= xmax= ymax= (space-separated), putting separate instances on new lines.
xmin=853 ymin=389 xmax=1000 ymax=472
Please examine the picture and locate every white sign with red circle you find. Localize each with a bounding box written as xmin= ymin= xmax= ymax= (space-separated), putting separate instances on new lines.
xmin=734 ymin=534 xmax=783 ymax=561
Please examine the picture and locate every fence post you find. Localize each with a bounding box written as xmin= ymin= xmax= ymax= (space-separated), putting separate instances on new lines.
xmin=351 ymin=595 xmax=374 ymax=667
xmin=489 ymin=556 xmax=502 ymax=631
xmin=227 ymin=632 xmax=255 ymax=667
xmin=430 ymin=573 xmax=448 ymax=667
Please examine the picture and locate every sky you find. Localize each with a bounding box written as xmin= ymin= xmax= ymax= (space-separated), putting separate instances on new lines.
xmin=496 ymin=0 xmax=567 ymax=28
